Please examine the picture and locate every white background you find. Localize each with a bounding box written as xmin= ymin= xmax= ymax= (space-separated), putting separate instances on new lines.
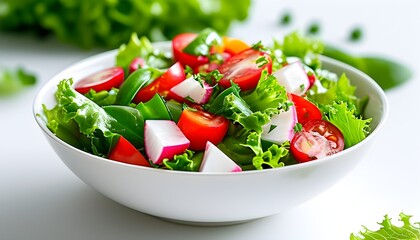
xmin=1 ymin=0 xmax=420 ymax=239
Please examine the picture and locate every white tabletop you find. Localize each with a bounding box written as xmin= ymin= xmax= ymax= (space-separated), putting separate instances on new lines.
xmin=1 ymin=0 xmax=419 ymax=239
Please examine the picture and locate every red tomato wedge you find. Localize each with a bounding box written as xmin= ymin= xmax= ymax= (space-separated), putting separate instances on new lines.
xmin=108 ymin=136 xmax=150 ymax=167
xmin=172 ymin=33 xmax=208 ymax=68
xmin=177 ymin=108 xmax=229 ymax=151
xmin=218 ymin=48 xmax=272 ymax=91
xmin=289 ymin=93 xmax=322 ymax=125
xmin=74 ymin=67 xmax=124 ymax=94
xmin=290 ymin=120 xmax=345 ymax=163
xmin=133 ymin=62 xmax=186 ymax=103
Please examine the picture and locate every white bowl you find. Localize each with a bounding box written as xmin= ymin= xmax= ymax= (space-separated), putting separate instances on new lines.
xmin=33 ymin=43 xmax=388 ymax=225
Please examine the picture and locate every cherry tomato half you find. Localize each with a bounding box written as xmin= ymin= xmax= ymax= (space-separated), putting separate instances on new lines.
xmin=218 ymin=48 xmax=272 ymax=91
xmin=291 ymin=120 xmax=345 ymax=163
xmin=74 ymin=67 xmax=124 ymax=94
xmin=177 ymin=108 xmax=229 ymax=151
xmin=289 ymin=93 xmax=322 ymax=125
xmin=108 ymin=136 xmax=150 ymax=167
xmin=133 ymin=62 xmax=186 ymax=103
xmin=172 ymin=33 xmax=208 ymax=68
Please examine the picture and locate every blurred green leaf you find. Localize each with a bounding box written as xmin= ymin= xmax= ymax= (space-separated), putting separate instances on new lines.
xmin=0 ymin=67 xmax=36 ymax=96
xmin=0 ymin=0 xmax=251 ymax=49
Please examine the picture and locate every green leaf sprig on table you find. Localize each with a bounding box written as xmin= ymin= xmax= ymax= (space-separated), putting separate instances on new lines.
xmin=351 ymin=212 xmax=420 ymax=239
xmin=0 ymin=67 xmax=37 ymax=96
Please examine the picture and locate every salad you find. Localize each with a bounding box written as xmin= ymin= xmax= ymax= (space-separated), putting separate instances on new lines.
xmin=42 ymin=29 xmax=372 ymax=172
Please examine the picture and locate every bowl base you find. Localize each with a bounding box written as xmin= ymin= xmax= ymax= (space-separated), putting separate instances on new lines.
xmin=158 ymin=216 xmax=258 ymax=226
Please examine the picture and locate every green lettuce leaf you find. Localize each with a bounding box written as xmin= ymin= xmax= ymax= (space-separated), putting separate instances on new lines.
xmin=269 ymin=31 xmax=323 ymax=71
xmin=351 ymin=212 xmax=420 ymax=239
xmin=326 ymin=102 xmax=371 ymax=148
xmin=116 ymin=33 xmax=172 ymax=73
xmin=43 ymin=78 xmax=119 ymax=156
xmin=252 ymin=143 xmax=289 ymax=170
xmin=308 ymin=73 xmax=367 ymax=116
xmin=0 ymin=0 xmax=251 ymax=49
xmin=162 ymin=150 xmax=203 ymax=172
xmin=241 ymin=69 xmax=289 ymax=116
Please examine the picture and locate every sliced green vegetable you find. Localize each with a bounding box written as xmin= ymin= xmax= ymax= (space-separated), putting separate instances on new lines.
xmin=350 ymin=212 xmax=420 ymax=239
xmin=165 ymin=99 xmax=183 ymax=122
xmin=183 ymin=28 xmax=222 ymax=56
xmin=115 ymin=68 xmax=162 ymax=105
xmin=103 ymin=105 xmax=145 ymax=148
xmin=323 ymin=44 xmax=412 ymax=90
xmin=136 ymin=94 xmax=172 ymax=121
xmin=84 ymin=88 xmax=118 ymax=106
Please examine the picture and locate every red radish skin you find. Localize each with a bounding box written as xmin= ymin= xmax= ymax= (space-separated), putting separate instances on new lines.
xmin=144 ymin=120 xmax=190 ymax=164
xmin=199 ymin=142 xmax=242 ymax=172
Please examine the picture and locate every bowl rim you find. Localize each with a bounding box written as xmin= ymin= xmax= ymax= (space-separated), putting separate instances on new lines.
xmin=33 ymin=45 xmax=389 ymax=177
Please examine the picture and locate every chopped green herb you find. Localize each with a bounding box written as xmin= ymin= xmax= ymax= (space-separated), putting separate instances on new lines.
xmin=256 ymin=56 xmax=269 ymax=68
xmin=293 ymin=123 xmax=303 ymax=133
xmin=279 ymin=12 xmax=292 ymax=26
xmin=307 ymin=22 xmax=321 ymax=35
xmin=268 ymin=125 xmax=278 ymax=134
xmin=251 ymin=41 xmax=265 ymax=50
xmin=349 ymin=27 xmax=363 ymax=42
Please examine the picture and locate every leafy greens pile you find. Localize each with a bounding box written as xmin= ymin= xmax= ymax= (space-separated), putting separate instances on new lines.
xmin=42 ymin=31 xmax=372 ymax=171
xmin=0 ymin=0 xmax=250 ymax=49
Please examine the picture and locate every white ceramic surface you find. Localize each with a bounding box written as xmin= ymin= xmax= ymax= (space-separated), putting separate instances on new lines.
xmin=33 ymin=45 xmax=388 ymax=224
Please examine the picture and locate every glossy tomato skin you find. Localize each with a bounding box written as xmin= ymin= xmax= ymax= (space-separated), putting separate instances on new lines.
xmin=291 ymin=120 xmax=345 ymax=163
xmin=133 ymin=62 xmax=186 ymax=103
xmin=108 ymin=136 xmax=150 ymax=167
xmin=217 ymin=48 xmax=272 ymax=91
xmin=177 ymin=108 xmax=229 ymax=151
xmin=74 ymin=67 xmax=124 ymax=94
xmin=172 ymin=33 xmax=208 ymax=68
xmin=289 ymin=93 xmax=322 ymax=125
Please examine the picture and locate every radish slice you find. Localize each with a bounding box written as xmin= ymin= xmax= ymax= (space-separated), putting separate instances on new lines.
xmin=273 ymin=61 xmax=310 ymax=96
xmin=169 ymin=76 xmax=213 ymax=104
xmin=199 ymin=142 xmax=242 ymax=172
xmin=262 ymin=104 xmax=297 ymax=145
xmin=144 ymin=120 xmax=190 ymax=164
